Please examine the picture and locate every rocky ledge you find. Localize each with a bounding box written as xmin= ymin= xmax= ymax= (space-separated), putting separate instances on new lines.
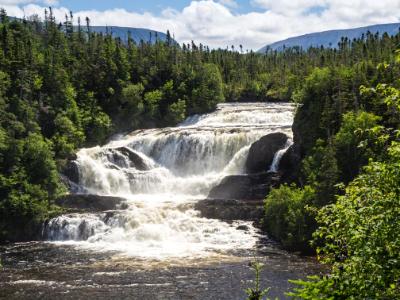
xmin=55 ymin=194 xmax=128 ymax=213
xmin=208 ymin=172 xmax=281 ymax=200
xmin=195 ymin=199 xmax=264 ymax=221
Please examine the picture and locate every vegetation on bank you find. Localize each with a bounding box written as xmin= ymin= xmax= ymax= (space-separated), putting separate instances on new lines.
xmin=264 ymin=50 xmax=400 ymax=297
xmin=289 ymin=140 xmax=400 ymax=299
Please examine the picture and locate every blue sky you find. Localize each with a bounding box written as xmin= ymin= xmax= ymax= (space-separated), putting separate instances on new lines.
xmin=0 ymin=1 xmax=399 ymax=50
xmin=49 ymin=0 xmax=263 ymax=14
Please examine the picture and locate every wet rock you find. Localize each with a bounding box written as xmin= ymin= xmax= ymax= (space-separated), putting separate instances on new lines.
xmin=279 ymin=144 xmax=301 ymax=183
xmin=55 ymin=194 xmax=128 ymax=213
xmin=62 ymin=160 xmax=80 ymax=184
xmin=112 ymin=146 xmax=149 ymax=170
xmin=245 ymin=132 xmax=288 ymax=173
xmin=195 ymin=199 xmax=264 ymax=221
xmin=208 ymin=175 xmax=251 ymax=200
xmin=208 ymin=172 xmax=280 ymax=200
xmin=236 ymin=225 xmax=250 ymax=231
xmin=60 ymin=174 xmax=85 ymax=194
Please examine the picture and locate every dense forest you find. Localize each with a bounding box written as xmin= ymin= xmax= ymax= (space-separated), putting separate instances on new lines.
xmin=0 ymin=7 xmax=399 ymax=299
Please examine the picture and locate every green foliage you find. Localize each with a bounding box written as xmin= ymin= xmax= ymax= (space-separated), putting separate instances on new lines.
xmin=290 ymin=142 xmax=400 ymax=299
xmin=166 ymin=99 xmax=186 ymax=124
xmin=302 ymin=140 xmax=340 ymax=206
xmin=335 ymin=111 xmax=388 ymax=182
xmin=289 ymin=69 xmax=400 ymax=299
xmin=0 ymin=133 xmax=64 ymax=240
xmin=264 ymin=185 xmax=316 ymax=252
xmin=52 ymin=114 xmax=85 ymax=158
xmin=245 ymin=262 xmax=271 ymax=300
xmin=189 ymin=63 xmax=225 ymax=114
xmin=287 ymin=276 xmax=338 ymax=299
xmin=144 ymin=89 xmax=163 ymax=119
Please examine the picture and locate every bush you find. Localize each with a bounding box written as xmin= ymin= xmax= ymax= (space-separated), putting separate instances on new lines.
xmin=263 ymin=184 xmax=316 ymax=253
xmin=290 ymin=142 xmax=400 ymax=299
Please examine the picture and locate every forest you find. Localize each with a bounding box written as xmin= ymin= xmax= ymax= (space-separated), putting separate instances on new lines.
xmin=0 ymin=8 xmax=399 ymax=299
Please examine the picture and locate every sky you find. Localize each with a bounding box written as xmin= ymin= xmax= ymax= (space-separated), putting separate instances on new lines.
xmin=0 ymin=0 xmax=400 ymax=50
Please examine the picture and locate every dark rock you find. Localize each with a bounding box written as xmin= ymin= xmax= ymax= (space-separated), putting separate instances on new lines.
xmin=62 ymin=160 xmax=80 ymax=184
xmin=208 ymin=172 xmax=280 ymax=200
xmin=236 ymin=225 xmax=250 ymax=231
xmin=67 ymin=153 xmax=78 ymax=161
xmin=60 ymin=174 xmax=85 ymax=194
xmin=209 ymin=175 xmax=252 ymax=200
xmin=55 ymin=194 xmax=128 ymax=213
xmin=111 ymin=147 xmax=149 ymax=171
xmin=195 ymin=199 xmax=264 ymax=221
xmin=279 ymin=144 xmax=302 ymax=183
xmin=245 ymin=132 xmax=288 ymax=173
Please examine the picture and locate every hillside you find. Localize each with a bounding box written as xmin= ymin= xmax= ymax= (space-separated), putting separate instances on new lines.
xmin=258 ymin=23 xmax=400 ymax=52
xmin=89 ymin=26 xmax=172 ymax=44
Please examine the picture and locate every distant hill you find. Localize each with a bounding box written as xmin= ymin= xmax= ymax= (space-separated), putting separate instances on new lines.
xmin=88 ymin=26 xmax=173 ymax=45
xmin=9 ymin=15 xmax=174 ymax=45
xmin=258 ymin=23 xmax=400 ymax=53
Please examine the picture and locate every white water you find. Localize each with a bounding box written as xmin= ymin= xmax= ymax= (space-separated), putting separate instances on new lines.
xmin=269 ymin=140 xmax=293 ymax=173
xmin=46 ymin=103 xmax=295 ymax=259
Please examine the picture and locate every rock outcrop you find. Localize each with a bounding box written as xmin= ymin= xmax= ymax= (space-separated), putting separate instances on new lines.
xmin=62 ymin=160 xmax=80 ymax=184
xmin=208 ymin=172 xmax=280 ymax=200
xmin=245 ymin=132 xmax=288 ymax=173
xmin=278 ymin=144 xmax=302 ymax=183
xmin=55 ymin=194 xmax=128 ymax=213
xmin=195 ymin=199 xmax=264 ymax=221
xmin=108 ymin=147 xmax=150 ymax=171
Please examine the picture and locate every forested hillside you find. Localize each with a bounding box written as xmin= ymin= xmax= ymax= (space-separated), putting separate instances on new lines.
xmin=258 ymin=22 xmax=400 ymax=52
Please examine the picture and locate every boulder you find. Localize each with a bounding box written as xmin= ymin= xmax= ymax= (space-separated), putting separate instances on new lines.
xmin=209 ymin=175 xmax=252 ymax=200
xmin=55 ymin=194 xmax=128 ymax=213
xmin=245 ymin=132 xmax=288 ymax=174
xmin=62 ymin=160 xmax=80 ymax=184
xmin=111 ymin=147 xmax=149 ymax=170
xmin=279 ymin=144 xmax=302 ymax=183
xmin=208 ymin=172 xmax=280 ymax=200
xmin=60 ymin=174 xmax=85 ymax=194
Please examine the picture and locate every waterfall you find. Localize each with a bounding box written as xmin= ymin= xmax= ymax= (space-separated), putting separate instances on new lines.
xmin=45 ymin=103 xmax=295 ymax=259
xmin=269 ymin=140 xmax=293 ymax=173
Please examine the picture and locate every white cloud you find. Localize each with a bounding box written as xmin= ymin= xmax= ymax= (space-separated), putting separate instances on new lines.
xmin=0 ymin=0 xmax=399 ymax=50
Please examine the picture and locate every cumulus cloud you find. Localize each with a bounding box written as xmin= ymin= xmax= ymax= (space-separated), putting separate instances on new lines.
xmin=0 ymin=0 xmax=399 ymax=50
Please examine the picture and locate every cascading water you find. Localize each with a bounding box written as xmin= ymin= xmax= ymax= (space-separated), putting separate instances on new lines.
xmin=45 ymin=103 xmax=295 ymax=259
xmin=269 ymin=140 xmax=293 ymax=173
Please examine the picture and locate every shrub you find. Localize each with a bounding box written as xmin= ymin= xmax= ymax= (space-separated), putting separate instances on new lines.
xmin=289 ymin=142 xmax=400 ymax=299
xmin=263 ymin=184 xmax=316 ymax=253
